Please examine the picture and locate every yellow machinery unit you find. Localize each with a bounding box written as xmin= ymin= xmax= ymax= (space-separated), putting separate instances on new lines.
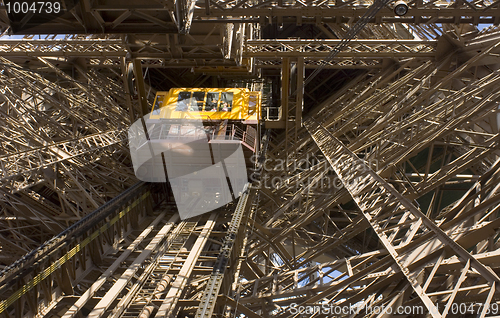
xmin=149 ymin=87 xmax=261 ymax=124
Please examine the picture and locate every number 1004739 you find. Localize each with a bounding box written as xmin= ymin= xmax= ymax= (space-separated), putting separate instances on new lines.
xmin=448 ymin=303 xmax=500 ymax=315
xmin=5 ymin=2 xmax=61 ymax=14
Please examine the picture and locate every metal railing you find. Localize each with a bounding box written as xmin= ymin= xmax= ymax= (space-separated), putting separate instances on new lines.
xmin=262 ymin=106 xmax=281 ymax=121
xmin=208 ymin=122 xmax=257 ymax=152
xmin=146 ymin=118 xmax=258 ymax=152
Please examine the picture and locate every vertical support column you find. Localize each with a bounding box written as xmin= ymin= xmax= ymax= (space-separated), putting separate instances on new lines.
xmin=281 ymin=58 xmax=290 ymax=156
xmin=175 ymin=0 xmax=197 ymax=34
xmin=132 ymin=58 xmax=149 ymax=116
xmin=295 ymin=57 xmax=304 ymax=145
xmin=121 ymin=57 xmax=135 ymax=122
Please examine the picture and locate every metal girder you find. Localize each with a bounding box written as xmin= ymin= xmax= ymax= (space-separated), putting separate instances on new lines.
xmin=156 ymin=213 xmax=217 ymax=317
xmin=245 ymin=39 xmax=437 ymax=58
xmin=61 ymin=211 xmax=173 ymax=318
xmin=239 ymin=157 xmax=500 ymax=314
xmin=305 ymin=118 xmax=500 ymax=316
xmin=175 ymin=0 xmax=198 ymax=33
xmin=3 ymin=0 xmax=500 ymax=34
xmin=5 ymin=25 xmax=496 ymax=73
xmin=4 ymin=17 xmax=500 ymax=318
xmin=87 ymin=214 xmax=179 ymax=318
xmin=0 ymin=129 xmax=126 ymax=187
xmin=0 ymin=183 xmax=161 ymax=317
xmin=112 ymin=218 xmax=203 ymax=318
xmin=198 ymin=0 xmax=500 ymax=26
xmin=0 ymin=55 xmax=136 ymax=262
xmin=0 ymin=188 xmax=239 ymax=318
xmin=244 ymin=27 xmax=500 ymax=317
xmin=0 ymin=38 xmax=126 ymax=57
xmin=196 ymin=184 xmax=252 ymax=318
xmin=0 ymin=37 xmax=440 ymax=67
xmin=0 ymin=37 xmax=220 ymax=59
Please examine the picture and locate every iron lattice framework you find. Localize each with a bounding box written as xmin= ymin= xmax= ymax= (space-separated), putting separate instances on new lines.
xmin=2 ymin=0 xmax=500 ymax=33
xmin=0 ymin=55 xmax=137 ymax=265
xmin=0 ymin=2 xmax=500 ymax=317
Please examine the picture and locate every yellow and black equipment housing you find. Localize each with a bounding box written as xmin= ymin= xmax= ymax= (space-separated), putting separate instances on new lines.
xmin=149 ymin=87 xmax=261 ymax=125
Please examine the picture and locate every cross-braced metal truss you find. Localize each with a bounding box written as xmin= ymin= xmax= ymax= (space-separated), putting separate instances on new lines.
xmin=1 ymin=11 xmax=500 ymax=318
xmin=240 ymin=26 xmax=500 ymax=317
xmin=0 ymin=56 xmax=136 ymax=264
xmin=3 ymin=0 xmax=500 ymax=33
